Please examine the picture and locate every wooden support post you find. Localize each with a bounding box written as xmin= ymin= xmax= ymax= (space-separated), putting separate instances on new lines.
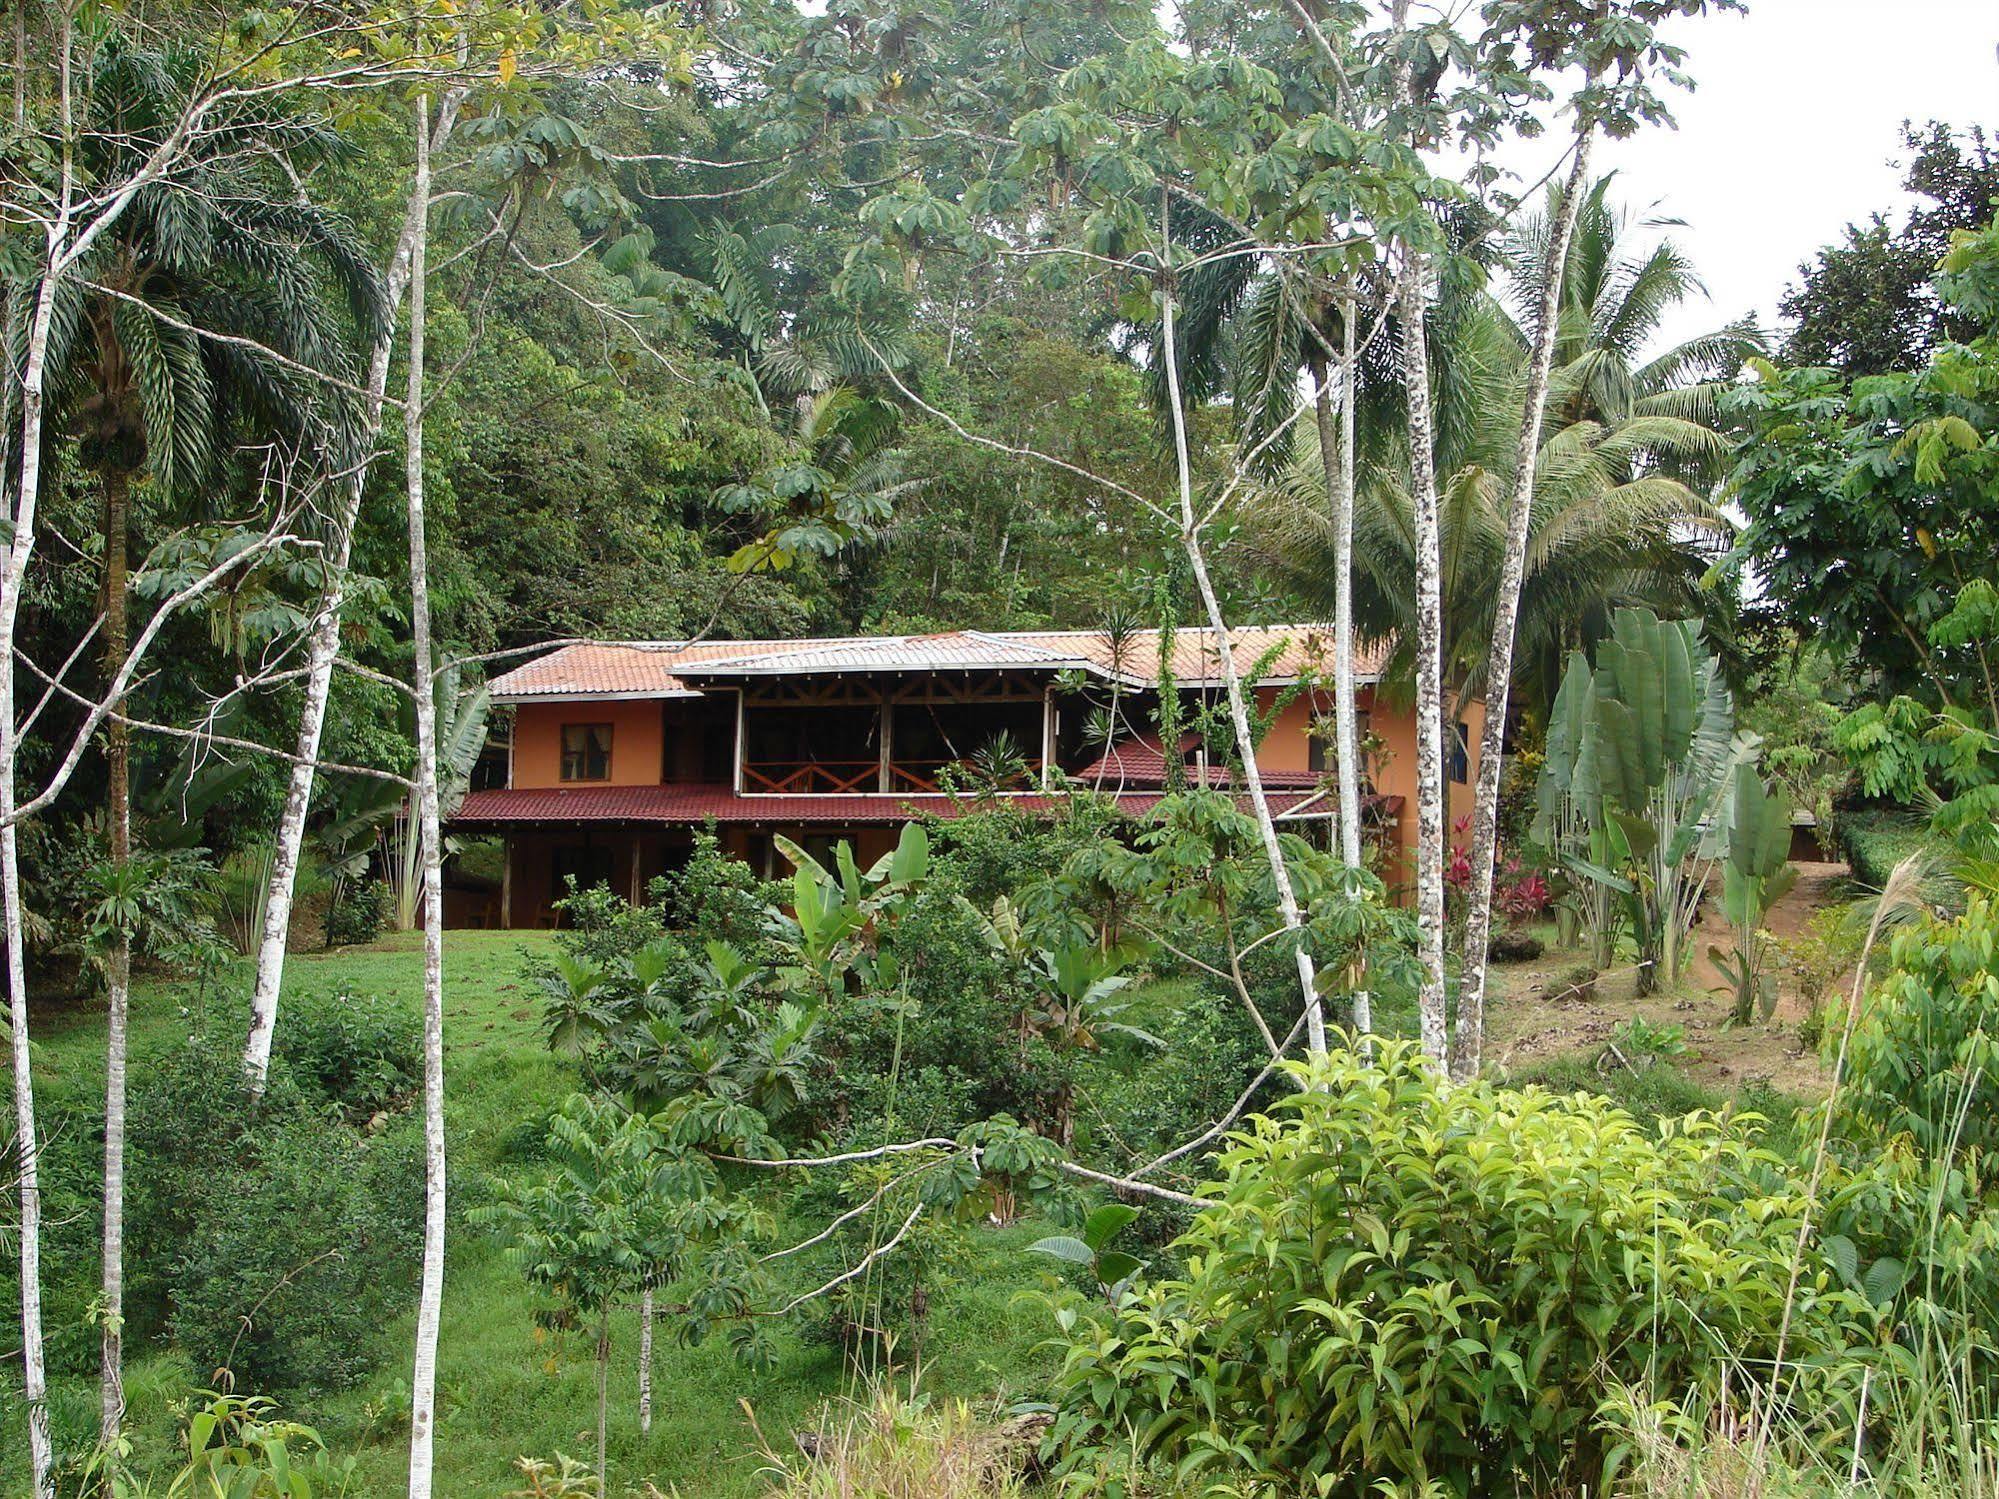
xmin=878 ymin=685 xmax=895 ymax=793
xmin=1041 ymin=687 xmax=1056 ymax=788
xmin=500 ymin=835 xmax=513 ymax=930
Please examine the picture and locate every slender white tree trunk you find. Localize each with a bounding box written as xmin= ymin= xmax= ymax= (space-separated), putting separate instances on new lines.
xmin=1399 ymin=250 xmax=1450 ymax=1066
xmin=638 ymin=1288 xmax=654 ymax=1434
xmin=244 ymin=93 xmax=464 ymax=1093
xmin=402 ymin=97 xmax=449 ymax=1499
xmin=595 ymin=1311 xmax=611 ymax=1499
xmin=1453 ymin=126 xmax=1596 ymax=1083
xmin=1315 ymin=297 xmax=1371 ymax=1044
xmin=1158 ymin=250 xmax=1323 ymax=1052
xmin=3 ymin=822 xmax=50 ymax=1497
xmin=1382 ymin=0 xmax=1449 ymax=1067
xmin=5 ymin=254 xmax=64 ymax=1499
xmin=99 ymin=466 xmax=133 ymax=1452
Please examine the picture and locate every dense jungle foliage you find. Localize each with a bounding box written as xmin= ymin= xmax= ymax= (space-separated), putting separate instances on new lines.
xmin=5 ymin=0 xmax=1999 ymax=1496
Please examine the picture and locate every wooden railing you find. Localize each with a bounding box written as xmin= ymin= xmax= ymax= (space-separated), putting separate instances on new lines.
xmin=741 ymin=760 xmax=878 ymax=794
xmin=741 ymin=759 xmax=1046 ymax=794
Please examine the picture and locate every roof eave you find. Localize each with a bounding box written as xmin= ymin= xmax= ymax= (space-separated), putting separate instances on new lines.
xmin=491 ymin=689 xmax=705 ymax=705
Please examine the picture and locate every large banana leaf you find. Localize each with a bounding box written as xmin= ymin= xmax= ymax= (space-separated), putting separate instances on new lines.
xmin=1728 ymin=764 xmax=1793 ymax=880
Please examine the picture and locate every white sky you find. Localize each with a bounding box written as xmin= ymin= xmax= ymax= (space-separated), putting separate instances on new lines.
xmin=1493 ymin=0 xmax=1999 ymax=353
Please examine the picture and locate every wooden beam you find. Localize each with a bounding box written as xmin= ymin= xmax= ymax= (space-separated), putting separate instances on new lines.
xmin=732 ymin=688 xmax=745 ymax=794
xmin=878 ymin=686 xmax=895 ymax=794
xmin=500 ymin=835 xmax=513 ymax=929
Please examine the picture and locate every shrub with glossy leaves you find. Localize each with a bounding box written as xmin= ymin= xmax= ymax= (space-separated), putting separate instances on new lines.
xmin=276 ymin=982 xmax=419 ymax=1113
xmin=1837 ymin=896 xmax=1999 ymax=1165
xmin=1047 ymin=1042 xmax=1861 ymax=1497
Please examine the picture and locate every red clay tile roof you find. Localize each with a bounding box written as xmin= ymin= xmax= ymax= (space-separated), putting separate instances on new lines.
xmin=1073 ymin=735 xmax=1324 ymax=791
xmin=452 ymin=783 xmax=1332 ymax=826
xmin=487 ymin=625 xmax=1389 ymax=701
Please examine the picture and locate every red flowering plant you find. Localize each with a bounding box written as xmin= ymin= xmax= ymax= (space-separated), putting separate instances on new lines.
xmin=1497 ymin=857 xmax=1552 ymax=924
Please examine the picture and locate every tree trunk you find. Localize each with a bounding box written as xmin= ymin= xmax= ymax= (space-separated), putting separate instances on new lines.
xmin=1399 ymin=251 xmax=1450 ymax=1067
xmin=638 ymin=1288 xmax=654 ymax=1435
xmin=243 ymin=91 xmax=464 ymax=1094
xmin=1379 ymin=0 xmax=1449 ymax=1068
xmin=1158 ymin=250 xmax=1322 ymax=1053
xmin=99 ymin=462 xmax=132 ymax=1452
xmin=403 ymin=97 xmax=449 ymax=1499
xmin=4 ymin=248 xmax=65 ymax=1499
xmin=1313 ymin=300 xmax=1370 ymax=1044
xmin=1452 ymin=126 xmax=1596 ymax=1083
xmin=595 ymin=1308 xmax=612 ymax=1499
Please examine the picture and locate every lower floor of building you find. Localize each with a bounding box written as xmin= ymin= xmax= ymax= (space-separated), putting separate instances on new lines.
xmin=453 ymin=803 xmax=1423 ymax=929
xmin=473 ymin=823 xmax=913 ymax=929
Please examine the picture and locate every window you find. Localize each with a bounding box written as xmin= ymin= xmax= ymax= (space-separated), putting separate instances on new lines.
xmin=560 ymin=723 xmax=613 ymax=782
xmin=1448 ymin=720 xmax=1471 ymax=785
xmin=1308 ymin=712 xmax=1371 ymax=776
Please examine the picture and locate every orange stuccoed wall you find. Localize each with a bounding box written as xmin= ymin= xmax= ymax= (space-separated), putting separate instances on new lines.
xmin=512 ymin=701 xmax=668 ymax=789
xmin=1255 ymin=687 xmax=1485 ymax=875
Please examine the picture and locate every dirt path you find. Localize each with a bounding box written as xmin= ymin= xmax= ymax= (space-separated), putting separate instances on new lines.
xmin=1485 ymin=862 xmax=1850 ymax=1099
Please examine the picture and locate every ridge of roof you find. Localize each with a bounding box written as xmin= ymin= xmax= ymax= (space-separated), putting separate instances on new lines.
xmin=488 ymin=623 xmax=1388 ymax=700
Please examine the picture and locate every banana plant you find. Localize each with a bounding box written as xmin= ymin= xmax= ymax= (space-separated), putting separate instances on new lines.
xmin=1535 ymin=653 xmax=1623 ymax=965
xmin=1533 ymin=609 xmax=1756 ymax=993
xmin=1023 ymin=944 xmax=1161 ymax=1147
xmin=1711 ymin=765 xmax=1798 ymax=1024
xmin=773 ymin=823 xmax=929 ymax=996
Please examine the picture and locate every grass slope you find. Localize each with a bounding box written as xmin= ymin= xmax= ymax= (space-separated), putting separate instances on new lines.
xmin=12 ymin=933 xmax=1059 ymax=1497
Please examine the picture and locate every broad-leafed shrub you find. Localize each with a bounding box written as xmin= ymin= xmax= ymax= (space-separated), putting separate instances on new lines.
xmin=1836 ymin=895 xmax=1999 ymax=1165
xmin=276 ymin=982 xmax=420 ymax=1113
xmin=1048 ymin=1042 xmax=1861 ymax=1497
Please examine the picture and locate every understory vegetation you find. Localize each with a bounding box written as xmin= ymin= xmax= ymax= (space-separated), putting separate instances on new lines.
xmin=5 ymin=0 xmax=1999 ymax=1495
xmin=14 ymin=796 xmax=1999 ymax=1497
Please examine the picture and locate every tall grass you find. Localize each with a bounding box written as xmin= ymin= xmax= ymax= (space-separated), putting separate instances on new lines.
xmin=750 ymin=1382 xmax=1031 ymax=1499
xmin=1614 ymin=853 xmax=1999 ymax=1497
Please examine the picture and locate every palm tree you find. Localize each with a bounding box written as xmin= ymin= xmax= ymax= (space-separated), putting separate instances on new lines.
xmin=1257 ymin=178 xmax=1755 ymax=717
xmin=718 ymin=384 xmax=923 ymax=577
xmin=1527 ymin=175 xmax=1761 ymax=441
xmin=13 ymin=39 xmax=381 ymax=1448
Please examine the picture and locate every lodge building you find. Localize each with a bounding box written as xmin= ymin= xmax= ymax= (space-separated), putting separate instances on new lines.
xmin=453 ymin=626 xmax=1483 ymax=927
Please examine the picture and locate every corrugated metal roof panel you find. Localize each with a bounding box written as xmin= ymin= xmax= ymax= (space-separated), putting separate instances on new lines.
xmin=669 ymin=630 xmax=1093 ymax=677
xmin=488 ymin=637 xmax=852 ymax=700
xmin=997 ymin=625 xmax=1389 ymax=684
xmin=488 ymin=624 xmax=1390 ymax=700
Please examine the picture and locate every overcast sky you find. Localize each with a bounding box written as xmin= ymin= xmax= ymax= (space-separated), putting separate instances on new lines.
xmin=1493 ymin=0 xmax=1998 ymax=353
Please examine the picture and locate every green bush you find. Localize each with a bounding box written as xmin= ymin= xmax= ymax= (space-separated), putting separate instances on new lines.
xmin=325 ymin=880 xmax=388 ymax=946
xmin=167 ymin=1110 xmax=424 ymax=1394
xmin=99 ymin=1038 xmax=426 ymax=1396
xmin=275 ymin=982 xmax=419 ymax=1114
xmin=1047 ymin=1042 xmax=1860 ymax=1497
xmin=1836 ymin=896 xmax=1999 ymax=1165
xmin=1838 ymin=807 xmax=1937 ymax=890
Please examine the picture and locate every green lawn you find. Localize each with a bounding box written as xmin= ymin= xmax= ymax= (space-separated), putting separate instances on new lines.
xmin=15 ymin=932 xmax=1063 ymax=1497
